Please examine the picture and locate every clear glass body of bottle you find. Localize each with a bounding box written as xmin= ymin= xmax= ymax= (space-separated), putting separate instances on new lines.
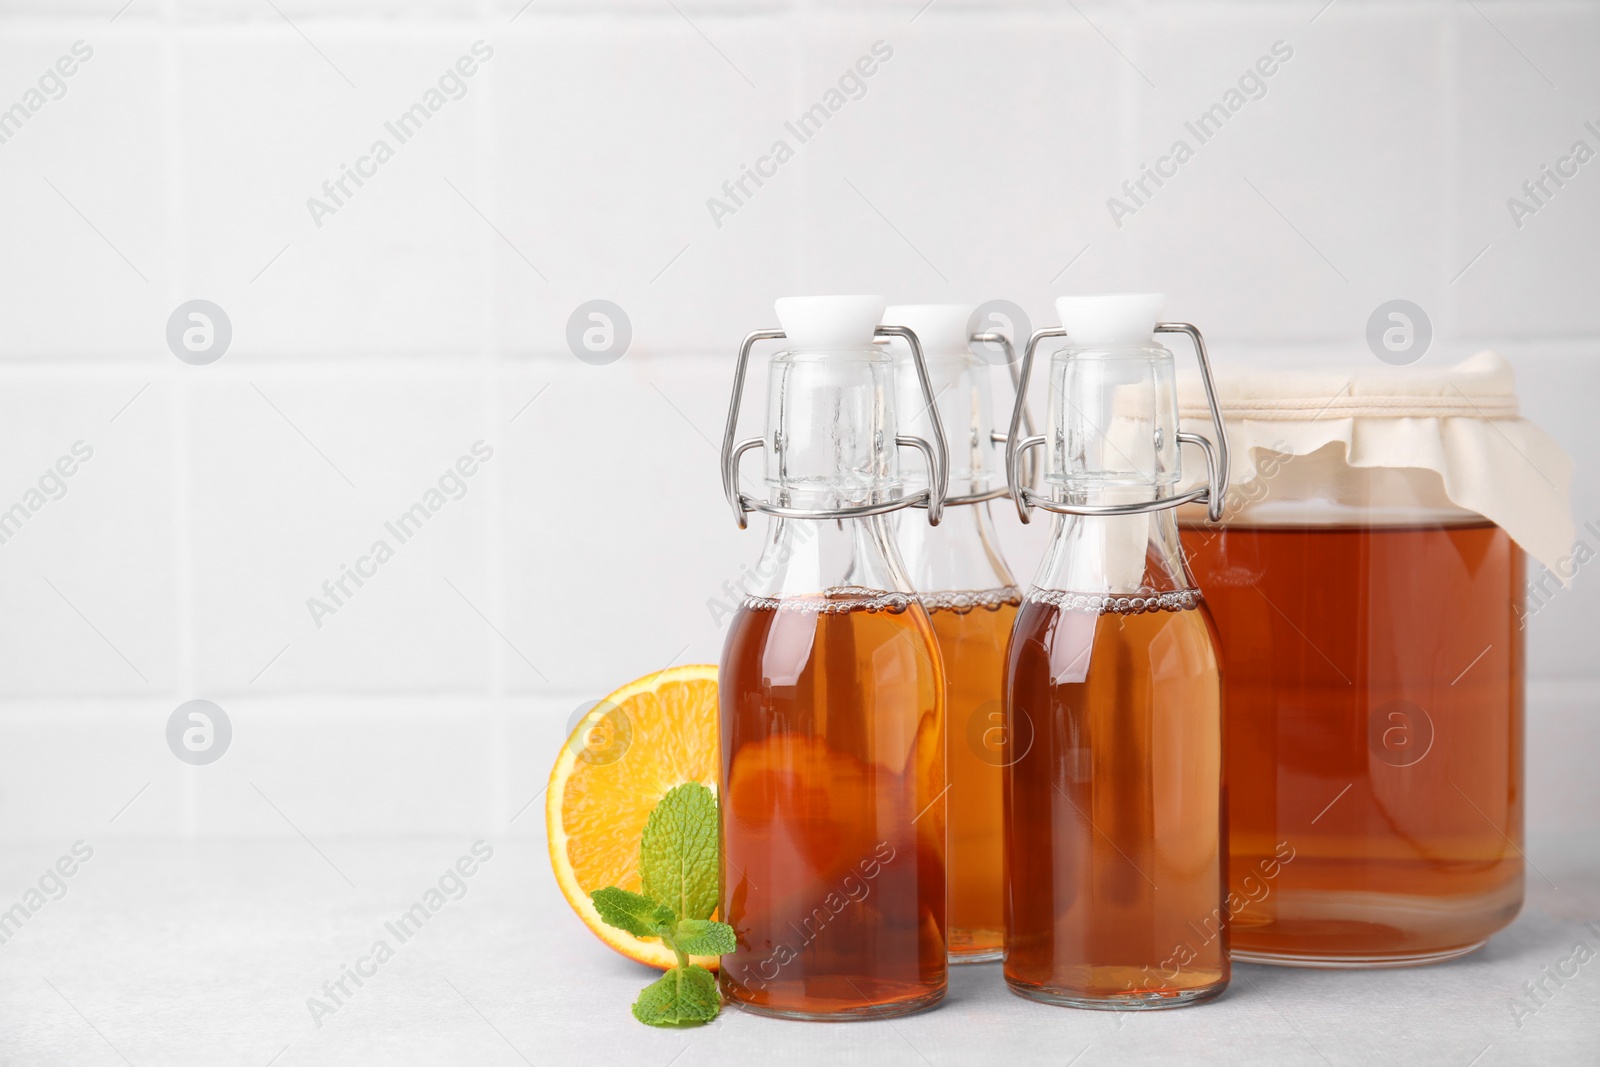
xmin=1003 ymin=304 xmax=1228 ymax=1009
xmin=717 ymin=299 xmax=948 ymax=1020
xmin=887 ymin=305 xmax=1018 ymax=964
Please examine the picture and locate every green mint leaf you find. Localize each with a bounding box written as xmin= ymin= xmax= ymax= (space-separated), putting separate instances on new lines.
xmin=671 ymin=919 xmax=736 ymax=957
xmin=649 ymin=902 xmax=679 ymax=934
xmin=589 ymin=886 xmax=661 ymax=939
xmin=631 ymin=965 xmax=720 ymax=1027
xmin=639 ymin=782 xmax=720 ymax=923
xmin=595 ymin=786 xmax=730 ymax=1025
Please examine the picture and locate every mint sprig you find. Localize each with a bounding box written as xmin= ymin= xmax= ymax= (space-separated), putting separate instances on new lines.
xmin=590 ymin=782 xmax=736 ymax=1027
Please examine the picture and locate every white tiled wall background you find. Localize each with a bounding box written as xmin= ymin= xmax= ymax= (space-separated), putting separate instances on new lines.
xmin=1 ymin=0 xmax=1595 ymax=845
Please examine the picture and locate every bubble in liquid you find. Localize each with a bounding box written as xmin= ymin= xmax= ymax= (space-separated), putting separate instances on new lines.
xmin=744 ymin=588 xmax=919 ymax=616
xmin=1027 ymin=588 xmax=1201 ymax=615
xmin=917 ymin=588 xmax=1023 ymax=615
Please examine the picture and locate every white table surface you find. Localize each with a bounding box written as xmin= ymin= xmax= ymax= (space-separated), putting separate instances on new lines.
xmin=2 ymin=836 xmax=1596 ymax=1066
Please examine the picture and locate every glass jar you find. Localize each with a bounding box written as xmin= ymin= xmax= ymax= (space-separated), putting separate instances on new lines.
xmin=1175 ymin=353 xmax=1571 ymax=967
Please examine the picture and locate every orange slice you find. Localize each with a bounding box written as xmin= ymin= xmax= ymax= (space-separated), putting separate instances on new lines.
xmin=546 ymin=664 xmax=721 ymax=971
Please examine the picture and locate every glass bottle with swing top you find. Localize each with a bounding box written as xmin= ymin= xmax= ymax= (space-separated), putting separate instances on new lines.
xmin=1001 ymin=293 xmax=1232 ymax=1009
xmin=882 ymin=304 xmax=1028 ymax=964
xmin=716 ymin=295 xmax=950 ymax=1020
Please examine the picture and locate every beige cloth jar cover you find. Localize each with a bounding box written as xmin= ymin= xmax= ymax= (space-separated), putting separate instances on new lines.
xmin=1176 ymin=350 xmax=1574 ymax=571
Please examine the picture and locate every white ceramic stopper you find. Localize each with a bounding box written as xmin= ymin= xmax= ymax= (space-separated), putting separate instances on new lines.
xmin=884 ymin=303 xmax=978 ymax=356
xmin=774 ymin=295 xmax=886 ymax=350
xmin=1055 ymin=293 xmax=1165 ymax=346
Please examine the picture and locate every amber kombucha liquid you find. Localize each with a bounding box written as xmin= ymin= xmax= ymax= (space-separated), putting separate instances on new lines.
xmin=1181 ymin=521 xmax=1524 ymax=965
xmin=718 ymin=588 xmax=947 ymax=1019
xmin=925 ymin=589 xmax=1020 ymax=962
xmin=1004 ymin=591 xmax=1227 ymax=1007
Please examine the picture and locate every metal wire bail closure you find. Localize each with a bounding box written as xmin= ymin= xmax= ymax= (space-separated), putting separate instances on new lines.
xmin=1003 ymin=322 xmax=1231 ymax=524
xmin=720 ymin=325 xmax=951 ymax=530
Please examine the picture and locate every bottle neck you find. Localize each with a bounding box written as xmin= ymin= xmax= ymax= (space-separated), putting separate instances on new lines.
xmin=896 ymin=501 xmax=1015 ymax=594
xmin=897 ymin=351 xmax=996 ymax=498
xmin=1032 ymin=340 xmax=1195 ymax=597
xmin=737 ymin=513 xmax=917 ymax=604
xmin=766 ymin=348 xmax=900 ymax=508
xmin=1030 ymin=495 xmax=1195 ymax=597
